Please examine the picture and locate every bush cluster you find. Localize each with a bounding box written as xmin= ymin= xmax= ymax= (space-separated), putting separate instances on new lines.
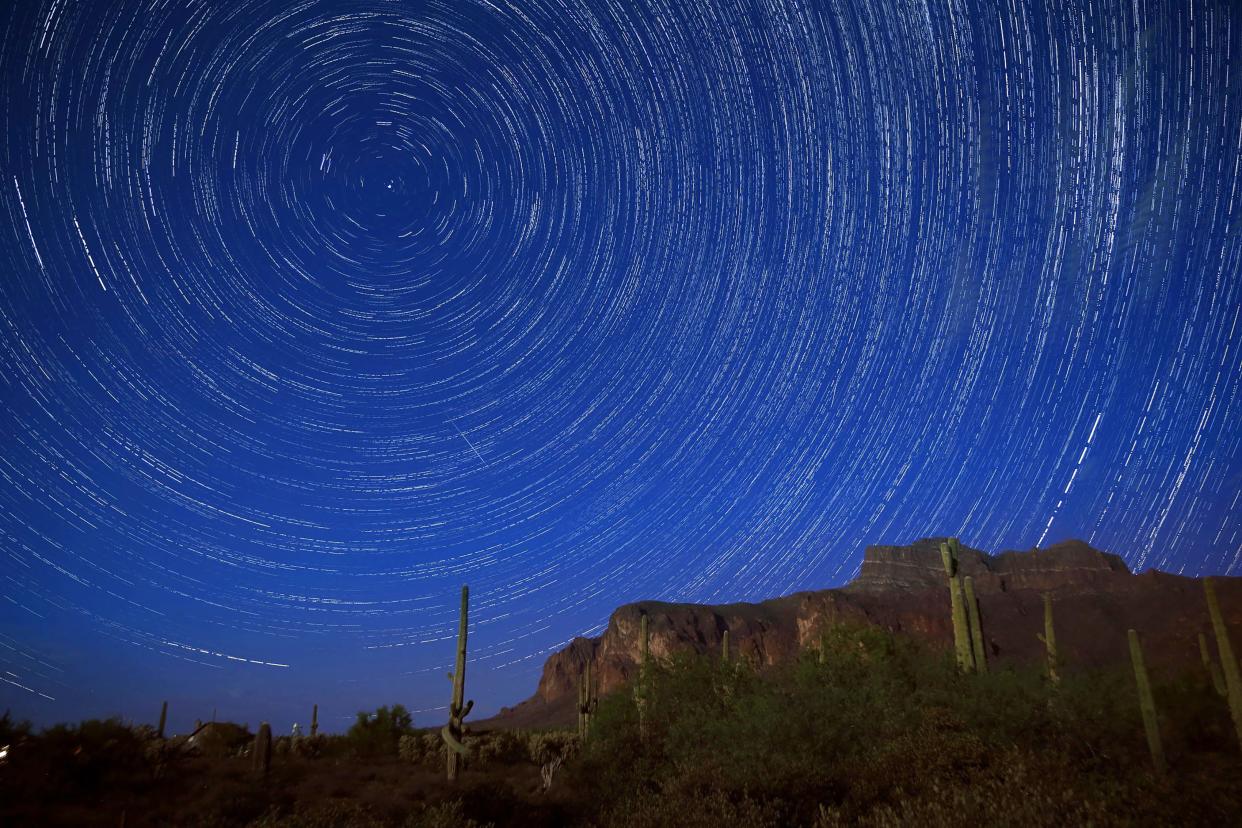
xmin=344 ymin=705 xmax=416 ymax=758
xmin=1 ymin=716 xmax=152 ymax=798
xmin=396 ymin=728 xmax=576 ymax=770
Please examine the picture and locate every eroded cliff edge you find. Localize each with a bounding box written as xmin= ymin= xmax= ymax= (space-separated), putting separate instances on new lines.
xmin=485 ymin=538 xmax=1242 ymax=728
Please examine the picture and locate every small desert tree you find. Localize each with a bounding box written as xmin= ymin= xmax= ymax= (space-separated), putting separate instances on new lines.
xmin=345 ymin=704 xmax=415 ymax=757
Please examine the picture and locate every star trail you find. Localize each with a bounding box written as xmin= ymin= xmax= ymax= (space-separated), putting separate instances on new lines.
xmin=1 ymin=0 xmax=1240 ymax=728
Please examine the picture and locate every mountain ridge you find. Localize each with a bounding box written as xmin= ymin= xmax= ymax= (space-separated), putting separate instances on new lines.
xmin=484 ymin=538 xmax=1242 ymax=729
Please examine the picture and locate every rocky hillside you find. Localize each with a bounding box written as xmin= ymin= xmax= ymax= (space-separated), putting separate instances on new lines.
xmin=485 ymin=538 xmax=1242 ymax=728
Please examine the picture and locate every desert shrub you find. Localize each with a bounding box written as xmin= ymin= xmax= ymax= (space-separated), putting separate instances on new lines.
xmin=524 ymin=729 xmax=578 ymax=765
xmin=312 ymin=733 xmax=355 ymax=759
xmin=420 ymin=731 xmax=446 ymax=766
xmin=25 ymin=718 xmax=151 ymax=795
xmin=291 ymin=733 xmax=325 ymax=758
xmin=401 ymin=729 xmax=526 ymax=768
xmin=346 ymin=705 xmax=416 ymax=758
xmin=403 ymin=798 xmax=493 ymax=828
xmin=398 ymin=732 xmax=424 ymax=764
xmin=473 ymin=730 xmax=527 ymax=766
xmin=184 ymin=721 xmax=253 ymax=759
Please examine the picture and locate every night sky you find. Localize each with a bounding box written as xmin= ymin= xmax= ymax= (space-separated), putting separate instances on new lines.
xmin=1 ymin=0 xmax=1240 ymax=732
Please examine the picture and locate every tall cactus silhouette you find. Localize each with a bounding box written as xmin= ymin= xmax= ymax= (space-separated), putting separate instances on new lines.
xmin=964 ymin=575 xmax=987 ymax=673
xmin=940 ymin=539 xmax=974 ymax=672
xmin=1037 ymin=593 xmax=1059 ymax=684
xmin=1205 ymin=578 xmax=1242 ymax=749
xmin=721 ymin=629 xmax=730 ymax=664
xmin=310 ymin=704 xmax=319 ymax=737
xmin=157 ymin=700 xmax=168 ymax=739
xmin=1128 ymin=630 xmax=1166 ymax=777
xmin=253 ymin=722 xmax=272 ymax=777
xmin=1198 ymin=632 xmax=1227 ymax=697
xmin=634 ymin=612 xmax=650 ymax=742
xmin=441 ymin=585 xmax=474 ymax=782
xmin=578 ymin=660 xmax=598 ymax=741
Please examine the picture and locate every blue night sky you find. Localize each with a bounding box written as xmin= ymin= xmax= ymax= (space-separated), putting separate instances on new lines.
xmin=1 ymin=0 xmax=1240 ymax=732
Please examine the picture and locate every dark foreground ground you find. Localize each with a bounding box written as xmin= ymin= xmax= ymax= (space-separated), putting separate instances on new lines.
xmin=0 ymin=722 xmax=580 ymax=827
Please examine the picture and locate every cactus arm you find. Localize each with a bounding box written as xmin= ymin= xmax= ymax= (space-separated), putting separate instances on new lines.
xmin=440 ymin=724 xmax=470 ymax=756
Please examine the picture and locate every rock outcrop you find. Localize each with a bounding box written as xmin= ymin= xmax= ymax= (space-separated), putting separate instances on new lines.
xmin=848 ymin=537 xmax=1130 ymax=593
xmin=485 ymin=538 xmax=1242 ymax=729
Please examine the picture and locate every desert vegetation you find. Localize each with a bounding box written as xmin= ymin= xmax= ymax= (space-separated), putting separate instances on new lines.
xmin=3 ymin=555 xmax=1242 ymax=825
xmin=570 ymin=622 xmax=1242 ymax=826
xmin=4 ymin=628 xmax=1242 ymax=825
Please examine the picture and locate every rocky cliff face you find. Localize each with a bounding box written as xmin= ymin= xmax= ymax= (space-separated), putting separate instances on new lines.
xmin=487 ymin=538 xmax=1242 ymax=728
xmin=848 ymin=537 xmax=1130 ymax=594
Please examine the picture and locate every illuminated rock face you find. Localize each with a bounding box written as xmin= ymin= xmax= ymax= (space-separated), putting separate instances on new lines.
xmin=487 ymin=539 xmax=1242 ymax=730
xmin=849 ymin=537 xmax=1131 ymax=595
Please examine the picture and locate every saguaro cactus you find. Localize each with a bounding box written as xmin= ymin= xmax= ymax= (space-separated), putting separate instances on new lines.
xmin=253 ymin=722 xmax=272 ymax=777
xmin=1036 ymin=593 xmax=1059 ymax=684
xmin=578 ymin=660 xmax=598 ymax=741
xmin=641 ymin=612 xmax=650 ymax=666
xmin=634 ymin=612 xmax=650 ymax=742
xmin=1198 ymin=632 xmax=1227 ymax=697
xmin=940 ymin=539 xmax=974 ymax=672
xmin=310 ymin=704 xmax=319 ymax=737
xmin=157 ymin=701 xmax=168 ymax=739
xmin=963 ymin=576 xmax=987 ymax=674
xmin=721 ymin=629 xmax=730 ymax=664
xmin=1128 ymin=630 xmax=1166 ymax=776
xmin=1205 ymin=578 xmax=1242 ymax=749
xmin=442 ymin=585 xmax=473 ymax=782
xmin=577 ymin=664 xmax=587 ymax=739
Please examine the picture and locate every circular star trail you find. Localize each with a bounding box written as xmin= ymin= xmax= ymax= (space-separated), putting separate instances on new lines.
xmin=1 ymin=0 xmax=1240 ymax=724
